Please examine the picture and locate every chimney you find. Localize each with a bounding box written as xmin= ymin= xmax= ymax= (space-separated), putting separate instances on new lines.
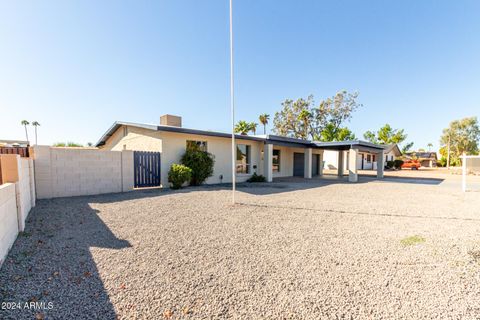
xmin=160 ymin=114 xmax=182 ymax=127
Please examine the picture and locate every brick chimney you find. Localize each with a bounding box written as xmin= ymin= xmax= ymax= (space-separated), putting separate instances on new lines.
xmin=160 ymin=114 xmax=182 ymax=127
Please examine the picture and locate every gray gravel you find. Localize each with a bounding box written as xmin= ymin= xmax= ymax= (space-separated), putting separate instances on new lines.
xmin=1 ymin=174 xmax=480 ymax=319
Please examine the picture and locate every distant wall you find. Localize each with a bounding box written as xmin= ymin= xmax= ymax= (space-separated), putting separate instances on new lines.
xmin=33 ymin=146 xmax=134 ymax=199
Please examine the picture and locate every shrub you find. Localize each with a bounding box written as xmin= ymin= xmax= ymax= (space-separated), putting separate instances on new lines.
xmin=393 ymin=159 xmax=404 ymax=169
xmin=181 ymin=149 xmax=215 ymax=185
xmin=386 ymin=160 xmax=395 ymax=169
xmin=246 ymin=173 xmax=266 ymax=183
xmin=168 ymin=164 xmax=192 ymax=189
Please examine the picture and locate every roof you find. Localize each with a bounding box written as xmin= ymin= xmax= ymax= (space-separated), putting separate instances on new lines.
xmin=382 ymin=143 xmax=402 ymax=156
xmin=95 ymin=121 xmax=384 ymax=152
xmin=405 ymin=151 xmax=438 ymax=160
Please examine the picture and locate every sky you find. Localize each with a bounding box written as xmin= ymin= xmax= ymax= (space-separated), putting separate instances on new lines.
xmin=0 ymin=0 xmax=479 ymax=150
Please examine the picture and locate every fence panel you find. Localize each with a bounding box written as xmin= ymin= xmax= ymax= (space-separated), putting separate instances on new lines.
xmin=134 ymin=151 xmax=161 ymax=188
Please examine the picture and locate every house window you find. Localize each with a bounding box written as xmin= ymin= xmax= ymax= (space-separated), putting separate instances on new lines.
xmin=236 ymin=144 xmax=251 ymax=174
xmin=186 ymin=140 xmax=208 ymax=152
xmin=272 ymin=149 xmax=280 ymax=172
xmin=372 ymin=154 xmax=376 ymax=162
xmin=366 ymin=154 xmax=371 ymax=163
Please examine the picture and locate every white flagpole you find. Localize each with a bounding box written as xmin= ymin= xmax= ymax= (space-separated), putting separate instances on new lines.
xmin=229 ymin=0 xmax=236 ymax=204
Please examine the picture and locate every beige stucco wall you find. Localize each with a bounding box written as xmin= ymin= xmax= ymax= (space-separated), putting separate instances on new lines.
xmin=33 ymin=146 xmax=134 ymax=199
xmin=271 ymin=146 xmax=323 ymax=178
xmin=101 ymin=125 xmax=162 ymax=152
xmin=0 ymin=183 xmax=18 ymax=267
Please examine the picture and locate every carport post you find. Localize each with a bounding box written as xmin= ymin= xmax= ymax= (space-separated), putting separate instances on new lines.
xmin=377 ymin=150 xmax=384 ymax=178
xmin=304 ymin=148 xmax=312 ymax=179
xmin=264 ymin=143 xmax=273 ymax=182
xmin=319 ymin=150 xmax=324 ymax=176
xmin=348 ymin=148 xmax=358 ymax=182
xmin=337 ymin=151 xmax=344 ymax=177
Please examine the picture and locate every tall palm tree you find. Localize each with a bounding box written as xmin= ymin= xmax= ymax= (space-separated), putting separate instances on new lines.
xmin=32 ymin=121 xmax=40 ymax=145
xmin=21 ymin=120 xmax=30 ymax=144
xmin=427 ymin=143 xmax=433 ymax=152
xmin=259 ymin=113 xmax=270 ymax=134
xmin=298 ymin=109 xmax=312 ymax=140
xmin=249 ymin=122 xmax=258 ymax=135
xmin=234 ymin=120 xmax=250 ymax=135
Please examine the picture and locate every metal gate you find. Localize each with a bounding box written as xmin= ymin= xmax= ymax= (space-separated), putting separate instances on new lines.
xmin=134 ymin=151 xmax=161 ymax=188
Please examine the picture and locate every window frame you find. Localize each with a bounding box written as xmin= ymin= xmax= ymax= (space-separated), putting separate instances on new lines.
xmin=186 ymin=140 xmax=208 ymax=152
xmin=272 ymin=149 xmax=281 ymax=172
xmin=236 ymin=144 xmax=251 ymax=174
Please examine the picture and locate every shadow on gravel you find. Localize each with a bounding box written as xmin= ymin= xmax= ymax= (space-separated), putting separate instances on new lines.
xmin=0 ymin=197 xmax=131 ymax=320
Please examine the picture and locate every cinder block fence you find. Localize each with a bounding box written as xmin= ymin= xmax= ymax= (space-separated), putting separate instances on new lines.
xmin=0 ymin=154 xmax=35 ymax=266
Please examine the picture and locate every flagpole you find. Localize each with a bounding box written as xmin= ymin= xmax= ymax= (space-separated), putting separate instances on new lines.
xmin=229 ymin=0 xmax=236 ymax=204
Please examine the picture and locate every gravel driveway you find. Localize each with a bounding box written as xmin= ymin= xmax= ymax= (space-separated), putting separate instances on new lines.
xmin=1 ymin=175 xmax=480 ymax=319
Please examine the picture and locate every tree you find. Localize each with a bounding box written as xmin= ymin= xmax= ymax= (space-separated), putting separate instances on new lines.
xmin=53 ymin=142 xmax=83 ymax=147
xmin=273 ymin=90 xmax=362 ymax=140
xmin=234 ymin=120 xmax=251 ymax=135
xmin=320 ymin=123 xmax=356 ymax=142
xmin=32 ymin=121 xmax=40 ymax=145
xmin=21 ymin=120 xmax=30 ymax=143
xmin=259 ymin=113 xmax=270 ymax=134
xmin=440 ymin=117 xmax=480 ymax=166
xmin=249 ymin=122 xmax=258 ymax=135
xmin=363 ymin=124 xmax=408 ymax=144
xmin=427 ymin=143 xmax=433 ymax=152
xmin=402 ymin=142 xmax=414 ymax=153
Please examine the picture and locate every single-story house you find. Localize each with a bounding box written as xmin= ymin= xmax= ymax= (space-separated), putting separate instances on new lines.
xmin=404 ymin=151 xmax=437 ymax=167
xmin=96 ymin=115 xmax=386 ymax=187
xmin=323 ymin=143 xmax=402 ymax=171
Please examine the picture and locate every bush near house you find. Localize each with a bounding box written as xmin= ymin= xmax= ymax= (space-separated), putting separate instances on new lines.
xmin=393 ymin=159 xmax=404 ymax=169
xmin=386 ymin=160 xmax=395 ymax=169
xmin=181 ymin=149 xmax=215 ymax=186
xmin=246 ymin=173 xmax=266 ymax=182
xmin=168 ymin=164 xmax=192 ymax=189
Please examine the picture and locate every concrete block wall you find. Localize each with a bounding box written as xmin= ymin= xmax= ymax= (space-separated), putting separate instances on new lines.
xmin=16 ymin=158 xmax=35 ymax=231
xmin=33 ymin=146 xmax=134 ymax=199
xmin=0 ymin=183 xmax=18 ymax=267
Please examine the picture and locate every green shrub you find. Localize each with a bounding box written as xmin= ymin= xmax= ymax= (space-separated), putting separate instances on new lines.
xmin=181 ymin=149 xmax=215 ymax=185
xmin=386 ymin=160 xmax=395 ymax=169
xmin=393 ymin=159 xmax=404 ymax=169
xmin=168 ymin=164 xmax=192 ymax=189
xmin=246 ymin=173 xmax=266 ymax=182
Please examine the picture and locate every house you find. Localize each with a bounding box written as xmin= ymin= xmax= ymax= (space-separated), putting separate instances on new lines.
xmin=96 ymin=115 xmax=386 ymax=186
xmin=323 ymin=143 xmax=402 ymax=171
xmin=404 ymin=151 xmax=437 ymax=167
xmin=0 ymin=139 xmax=29 ymax=147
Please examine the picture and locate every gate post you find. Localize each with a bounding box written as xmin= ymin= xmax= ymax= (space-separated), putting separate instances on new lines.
xmin=121 ymin=150 xmax=134 ymax=192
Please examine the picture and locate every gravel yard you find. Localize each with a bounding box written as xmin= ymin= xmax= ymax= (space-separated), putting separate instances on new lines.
xmin=1 ymin=174 xmax=480 ymax=319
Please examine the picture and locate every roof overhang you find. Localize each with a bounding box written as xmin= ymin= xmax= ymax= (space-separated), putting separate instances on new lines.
xmin=313 ymin=140 xmax=385 ymax=153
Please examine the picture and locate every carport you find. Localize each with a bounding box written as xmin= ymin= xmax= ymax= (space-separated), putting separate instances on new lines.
xmin=313 ymin=140 xmax=385 ymax=182
xmin=262 ymin=136 xmax=385 ymax=183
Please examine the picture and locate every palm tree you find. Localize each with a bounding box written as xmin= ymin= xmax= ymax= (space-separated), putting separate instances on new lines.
xmin=427 ymin=143 xmax=433 ymax=152
xmin=234 ymin=120 xmax=250 ymax=135
xmin=298 ymin=109 xmax=312 ymax=140
xmin=21 ymin=120 xmax=30 ymax=144
xmin=32 ymin=121 xmax=40 ymax=145
xmin=259 ymin=113 xmax=270 ymax=134
xmin=249 ymin=122 xmax=258 ymax=135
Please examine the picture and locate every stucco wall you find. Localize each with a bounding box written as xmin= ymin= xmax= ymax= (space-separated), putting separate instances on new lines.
xmin=16 ymin=158 xmax=35 ymax=231
xmin=33 ymin=146 xmax=134 ymax=199
xmin=270 ymin=146 xmax=323 ymax=178
xmin=0 ymin=183 xmax=18 ymax=267
xmin=101 ymin=125 xmax=162 ymax=152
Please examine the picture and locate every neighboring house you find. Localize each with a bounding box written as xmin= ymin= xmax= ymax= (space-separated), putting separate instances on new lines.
xmin=405 ymin=151 xmax=437 ymax=167
xmin=323 ymin=143 xmax=401 ymax=171
xmin=0 ymin=139 xmax=29 ymax=147
xmin=96 ymin=114 xmax=386 ymax=186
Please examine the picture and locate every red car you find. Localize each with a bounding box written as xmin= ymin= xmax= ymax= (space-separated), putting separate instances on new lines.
xmin=401 ymin=160 xmax=421 ymax=170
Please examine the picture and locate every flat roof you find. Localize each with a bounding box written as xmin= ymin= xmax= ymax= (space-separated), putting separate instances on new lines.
xmin=95 ymin=121 xmax=384 ymax=152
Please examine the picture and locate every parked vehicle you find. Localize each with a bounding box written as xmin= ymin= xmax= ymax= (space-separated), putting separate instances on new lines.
xmin=401 ymin=160 xmax=421 ymax=170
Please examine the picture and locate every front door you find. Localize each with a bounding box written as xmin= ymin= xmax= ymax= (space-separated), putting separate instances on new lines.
xmin=312 ymin=154 xmax=319 ymax=176
xmin=293 ymin=153 xmax=304 ymax=177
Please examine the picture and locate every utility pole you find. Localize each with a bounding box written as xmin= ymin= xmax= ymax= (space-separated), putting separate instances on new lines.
xmin=229 ymin=0 xmax=236 ymax=204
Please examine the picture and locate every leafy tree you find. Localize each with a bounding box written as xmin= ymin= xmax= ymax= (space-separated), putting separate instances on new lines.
xmin=234 ymin=120 xmax=251 ymax=135
xmin=320 ymin=123 xmax=356 ymax=142
xmin=21 ymin=120 xmax=30 ymax=143
xmin=53 ymin=142 xmax=84 ymax=147
xmin=401 ymin=142 xmax=414 ymax=153
xmin=273 ymin=90 xmax=361 ymax=140
xmin=364 ymin=124 xmax=408 ymax=145
xmin=32 ymin=121 xmax=40 ymax=145
xmin=440 ymin=117 xmax=480 ymax=165
xmin=249 ymin=122 xmax=258 ymax=135
xmin=181 ymin=149 xmax=215 ymax=185
xmin=259 ymin=113 xmax=270 ymax=134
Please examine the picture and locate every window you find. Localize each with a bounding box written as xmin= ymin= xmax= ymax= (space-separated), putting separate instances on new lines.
xmin=272 ymin=149 xmax=280 ymax=172
xmin=372 ymin=154 xmax=376 ymax=162
xmin=236 ymin=144 xmax=251 ymax=174
xmin=186 ymin=140 xmax=208 ymax=152
xmin=366 ymin=154 xmax=371 ymax=163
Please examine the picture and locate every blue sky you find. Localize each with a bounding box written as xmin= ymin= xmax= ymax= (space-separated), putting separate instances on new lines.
xmin=0 ymin=0 xmax=479 ymax=150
